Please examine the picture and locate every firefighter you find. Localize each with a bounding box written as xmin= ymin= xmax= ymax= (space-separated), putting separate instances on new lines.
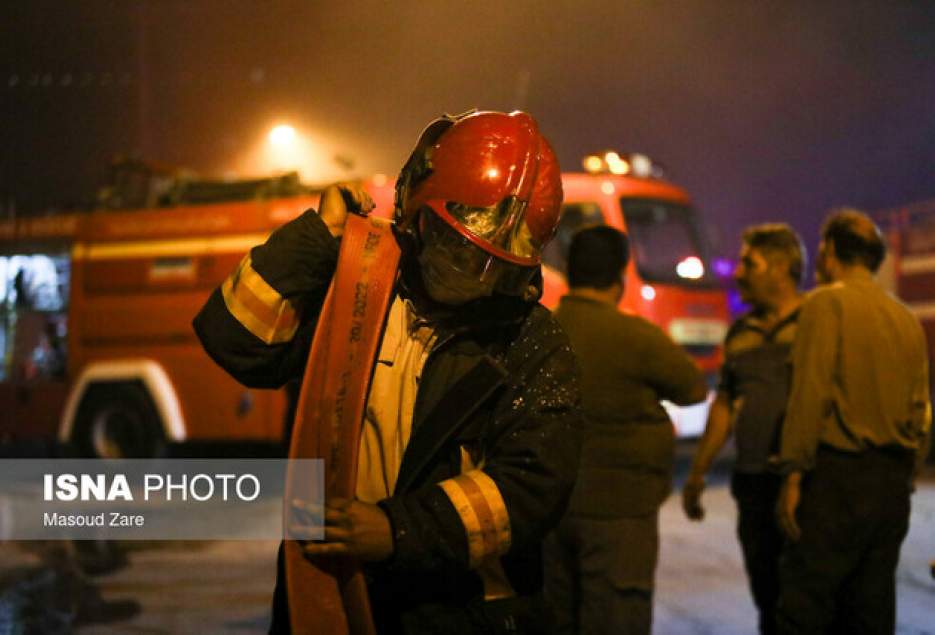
xmin=194 ymin=110 xmax=583 ymax=634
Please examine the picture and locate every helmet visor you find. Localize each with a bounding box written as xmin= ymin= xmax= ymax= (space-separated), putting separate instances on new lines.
xmin=424 ymin=198 xmax=539 ymax=265
xmin=418 ymin=208 xmax=537 ymax=299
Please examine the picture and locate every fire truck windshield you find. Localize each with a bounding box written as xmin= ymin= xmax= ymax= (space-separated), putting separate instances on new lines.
xmin=621 ymin=198 xmax=716 ymax=286
xmin=0 ymin=253 xmax=70 ymax=382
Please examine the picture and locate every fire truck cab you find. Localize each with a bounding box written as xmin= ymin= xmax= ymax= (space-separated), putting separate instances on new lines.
xmin=539 ymin=152 xmax=729 ymax=435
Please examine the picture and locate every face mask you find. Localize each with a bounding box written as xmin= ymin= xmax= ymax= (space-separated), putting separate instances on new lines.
xmin=417 ymin=241 xmax=497 ymax=306
xmin=414 ymin=208 xmax=537 ymax=305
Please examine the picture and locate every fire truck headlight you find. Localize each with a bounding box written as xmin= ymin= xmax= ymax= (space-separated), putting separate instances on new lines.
xmin=676 ymin=256 xmax=705 ymax=280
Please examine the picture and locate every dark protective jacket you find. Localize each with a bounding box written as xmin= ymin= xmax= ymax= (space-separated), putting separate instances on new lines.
xmin=193 ymin=209 xmax=583 ymax=634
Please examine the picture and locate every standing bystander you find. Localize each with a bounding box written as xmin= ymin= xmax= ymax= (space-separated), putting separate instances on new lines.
xmin=544 ymin=225 xmax=707 ymax=634
xmin=775 ymin=209 xmax=932 ymax=634
xmin=683 ymin=223 xmax=805 ymax=635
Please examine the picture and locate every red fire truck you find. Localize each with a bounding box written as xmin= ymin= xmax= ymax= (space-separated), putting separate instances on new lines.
xmin=877 ymin=199 xmax=935 ymax=399
xmin=0 ymin=154 xmax=728 ymax=457
xmin=539 ymin=152 xmax=729 ymax=436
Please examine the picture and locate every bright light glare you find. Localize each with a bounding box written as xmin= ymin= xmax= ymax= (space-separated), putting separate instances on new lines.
xmin=583 ymin=155 xmax=603 ymax=173
xmin=268 ymin=124 xmax=296 ymax=146
xmin=713 ymin=257 xmax=735 ymax=278
xmin=603 ymin=151 xmax=629 ymax=175
xmin=486 ymin=168 xmax=500 ymax=179
xmin=630 ymin=153 xmax=652 ymax=178
xmin=641 ymin=284 xmax=656 ymax=301
xmin=676 ymin=256 xmax=705 ymax=280
xmin=600 ymin=180 xmax=615 ymax=195
xmin=607 ymin=158 xmax=630 ymax=175
xmin=231 ymin=121 xmax=348 ymax=182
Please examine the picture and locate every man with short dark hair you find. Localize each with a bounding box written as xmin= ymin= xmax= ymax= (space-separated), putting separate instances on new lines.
xmin=775 ymin=208 xmax=931 ymax=634
xmin=544 ymin=224 xmax=706 ymax=635
xmin=683 ymin=223 xmax=805 ymax=635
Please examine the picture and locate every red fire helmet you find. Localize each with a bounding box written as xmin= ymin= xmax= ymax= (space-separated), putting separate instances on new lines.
xmin=395 ymin=110 xmax=563 ymax=267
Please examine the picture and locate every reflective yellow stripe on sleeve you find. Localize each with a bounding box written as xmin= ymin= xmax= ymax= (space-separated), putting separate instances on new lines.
xmin=221 ymin=254 xmax=299 ymax=344
xmin=438 ymin=469 xmax=511 ymax=568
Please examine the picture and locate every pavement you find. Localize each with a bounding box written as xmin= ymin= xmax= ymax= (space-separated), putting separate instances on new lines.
xmin=1 ymin=456 xmax=933 ymax=634
xmin=654 ymin=471 xmax=935 ymax=634
xmin=78 ymin=541 xmax=279 ymax=634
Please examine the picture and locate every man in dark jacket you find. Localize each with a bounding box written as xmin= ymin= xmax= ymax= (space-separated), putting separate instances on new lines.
xmin=543 ymin=225 xmax=706 ymax=634
xmin=682 ymin=223 xmax=805 ymax=635
xmin=193 ymin=110 xmax=582 ymax=634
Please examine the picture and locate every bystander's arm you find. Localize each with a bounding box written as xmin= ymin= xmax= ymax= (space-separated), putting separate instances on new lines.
xmin=777 ymin=470 xmax=803 ymax=541
xmin=916 ymin=423 xmax=931 ymax=488
xmin=776 ymin=291 xmax=838 ymax=540
xmin=643 ymin=326 xmax=707 ymax=406
xmin=683 ymin=391 xmax=734 ymax=520
xmin=911 ymin=357 xmax=932 ymax=485
xmin=778 ymin=291 xmax=838 ymax=474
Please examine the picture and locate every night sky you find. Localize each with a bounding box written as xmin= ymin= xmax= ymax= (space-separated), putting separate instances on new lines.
xmin=3 ymin=1 xmax=934 ymax=262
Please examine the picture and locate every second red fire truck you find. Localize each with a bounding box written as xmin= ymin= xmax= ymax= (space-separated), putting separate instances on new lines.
xmin=0 ymin=153 xmax=729 ymax=456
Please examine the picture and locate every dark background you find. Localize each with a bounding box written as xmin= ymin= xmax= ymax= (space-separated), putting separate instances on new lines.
xmin=3 ymin=1 xmax=934 ymax=262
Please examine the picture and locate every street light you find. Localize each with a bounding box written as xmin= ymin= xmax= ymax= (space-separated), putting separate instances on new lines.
xmin=231 ymin=121 xmax=355 ymax=182
xmin=268 ymin=124 xmax=296 ymax=148
xmin=264 ymin=123 xmax=302 ymax=175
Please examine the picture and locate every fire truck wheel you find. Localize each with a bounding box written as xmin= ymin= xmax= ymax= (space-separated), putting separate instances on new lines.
xmin=73 ymin=384 xmax=166 ymax=459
